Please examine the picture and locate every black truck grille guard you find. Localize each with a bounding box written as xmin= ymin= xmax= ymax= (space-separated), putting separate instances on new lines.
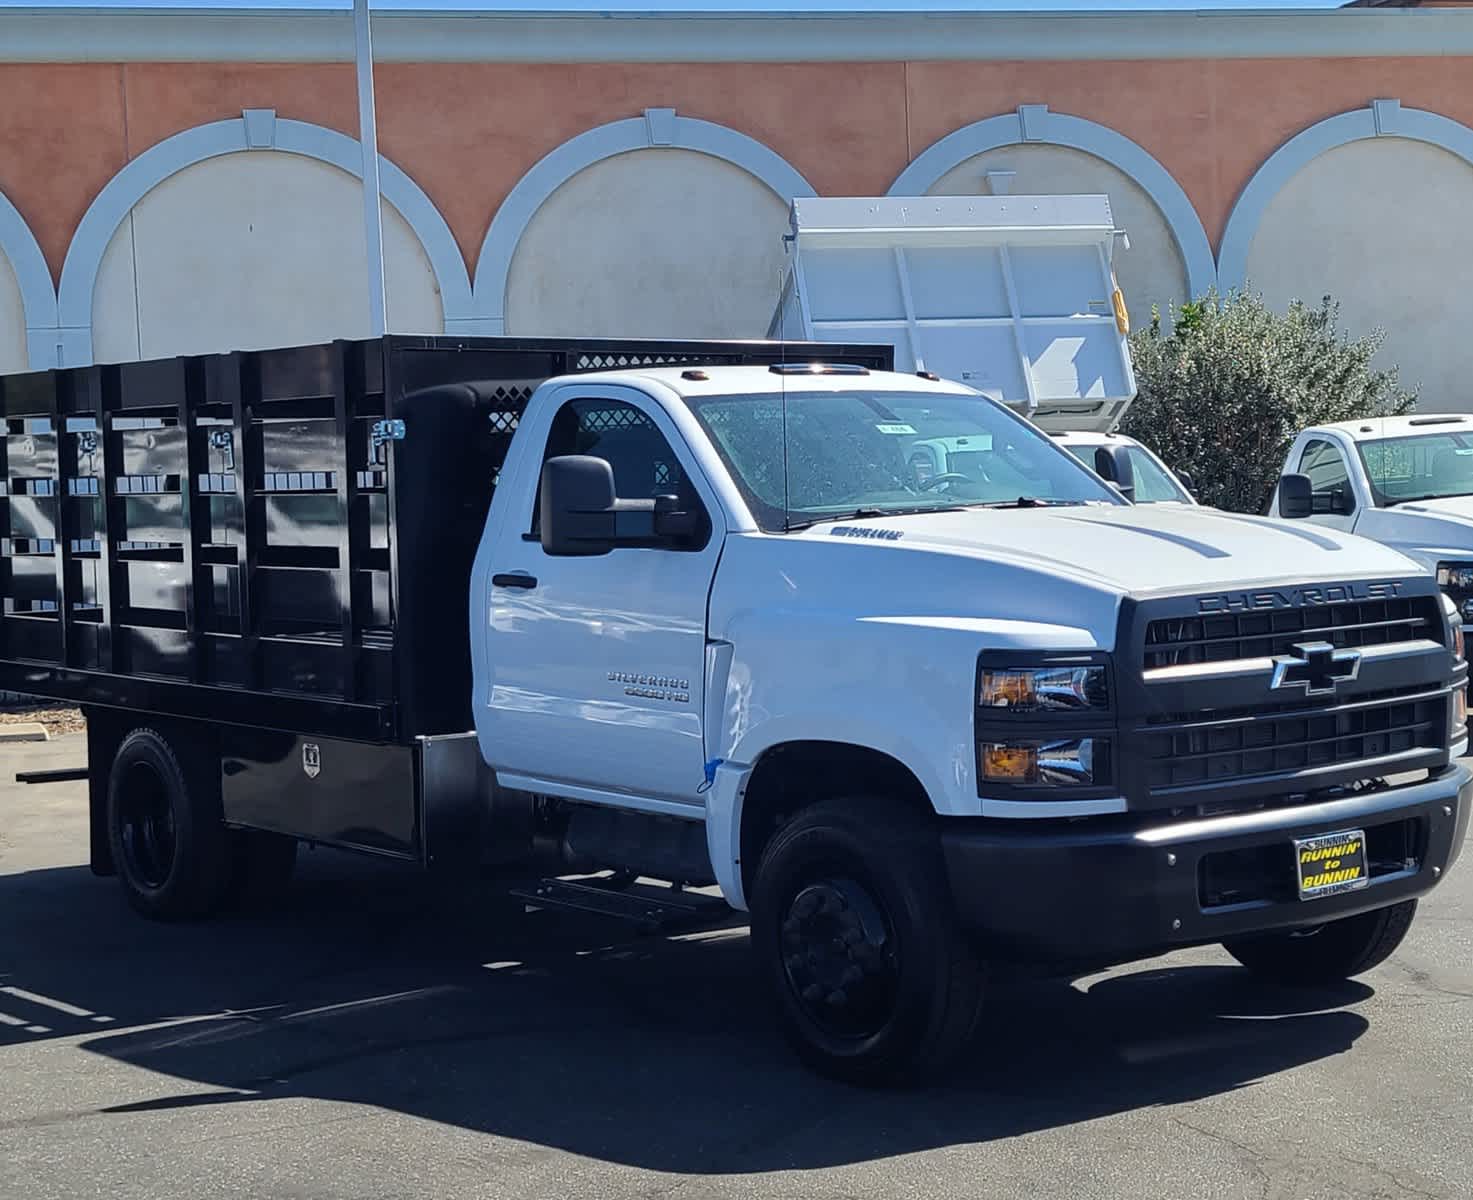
xmin=1115 ymin=582 xmax=1458 ymax=815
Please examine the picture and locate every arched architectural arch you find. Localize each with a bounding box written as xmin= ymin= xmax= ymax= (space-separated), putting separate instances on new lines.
xmin=56 ymin=110 xmax=473 ymax=365
xmin=1217 ymin=99 xmax=1473 ymax=291
xmin=889 ymin=104 xmax=1217 ymax=299
xmin=0 ymin=189 xmax=59 ymax=370
xmin=471 ymin=108 xmax=816 ymax=334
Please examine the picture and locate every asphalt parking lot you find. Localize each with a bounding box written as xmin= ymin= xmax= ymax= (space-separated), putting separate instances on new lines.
xmin=2 ymin=734 xmax=1471 ymax=1200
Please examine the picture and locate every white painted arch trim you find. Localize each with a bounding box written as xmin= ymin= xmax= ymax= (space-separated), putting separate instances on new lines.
xmin=888 ymin=104 xmax=1217 ymax=299
xmin=1217 ymin=99 xmax=1473 ymax=293
xmin=471 ymin=108 xmax=817 ymax=334
xmin=0 ymin=189 xmax=59 ymax=371
xmin=55 ymin=109 xmax=474 ymax=366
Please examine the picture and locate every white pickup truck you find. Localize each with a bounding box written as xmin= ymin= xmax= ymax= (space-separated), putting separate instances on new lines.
xmin=9 ymin=336 xmax=1470 ymax=1084
xmin=1271 ymin=415 xmax=1473 ymax=628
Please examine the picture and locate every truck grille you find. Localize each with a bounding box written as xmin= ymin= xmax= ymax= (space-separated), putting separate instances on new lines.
xmin=1142 ymin=685 xmax=1444 ymax=793
xmin=1143 ymin=595 xmax=1440 ymax=671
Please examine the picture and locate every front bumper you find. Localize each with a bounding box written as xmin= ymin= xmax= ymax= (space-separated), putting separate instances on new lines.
xmin=942 ymin=764 xmax=1471 ymax=964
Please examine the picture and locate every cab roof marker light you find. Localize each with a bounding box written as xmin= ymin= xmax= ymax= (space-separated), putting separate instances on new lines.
xmin=768 ymin=363 xmax=870 ymax=377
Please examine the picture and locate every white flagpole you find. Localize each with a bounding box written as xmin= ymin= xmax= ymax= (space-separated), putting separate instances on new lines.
xmin=354 ymin=0 xmax=388 ymax=336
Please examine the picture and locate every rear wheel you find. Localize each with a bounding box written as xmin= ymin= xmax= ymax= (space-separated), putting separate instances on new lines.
xmin=750 ymin=795 xmax=984 ymax=1085
xmin=1223 ymin=899 xmax=1417 ymax=985
xmin=107 ymin=727 xmax=234 ymax=920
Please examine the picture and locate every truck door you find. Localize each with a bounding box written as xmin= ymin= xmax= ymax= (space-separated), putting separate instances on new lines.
xmin=1296 ymin=437 xmax=1361 ymax=532
xmin=479 ymin=385 xmax=723 ymax=808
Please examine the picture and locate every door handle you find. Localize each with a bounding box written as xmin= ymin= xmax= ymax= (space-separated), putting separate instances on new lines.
xmin=492 ymin=573 xmax=538 ymax=590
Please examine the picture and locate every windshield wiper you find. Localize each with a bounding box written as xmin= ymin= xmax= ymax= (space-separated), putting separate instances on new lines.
xmin=1385 ymin=493 xmax=1472 ymax=507
xmin=975 ymin=496 xmax=1085 ymax=509
xmin=785 ymin=505 xmax=967 ymax=532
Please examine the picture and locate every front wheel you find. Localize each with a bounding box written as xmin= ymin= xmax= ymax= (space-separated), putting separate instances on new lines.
xmin=750 ymin=796 xmax=984 ymax=1085
xmin=1222 ymin=899 xmax=1417 ymax=985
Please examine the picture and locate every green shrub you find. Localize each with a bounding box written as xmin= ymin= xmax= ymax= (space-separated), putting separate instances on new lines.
xmin=1118 ymin=291 xmax=1416 ymax=513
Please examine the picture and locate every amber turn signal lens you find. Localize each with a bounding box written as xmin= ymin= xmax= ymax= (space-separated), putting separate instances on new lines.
xmin=980 ymin=670 xmax=1036 ymax=709
xmin=982 ymin=743 xmax=1038 ymax=782
xmin=1455 ymin=688 xmax=1467 ymax=728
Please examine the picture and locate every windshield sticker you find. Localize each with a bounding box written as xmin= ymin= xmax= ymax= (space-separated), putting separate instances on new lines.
xmin=875 ymin=424 xmax=917 ymax=435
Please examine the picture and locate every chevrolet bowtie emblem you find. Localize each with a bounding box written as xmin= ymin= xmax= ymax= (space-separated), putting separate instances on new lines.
xmin=1270 ymin=641 xmax=1362 ymax=696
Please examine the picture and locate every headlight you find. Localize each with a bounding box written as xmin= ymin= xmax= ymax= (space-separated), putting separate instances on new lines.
xmin=979 ymin=664 xmax=1108 ymax=712
xmin=976 ymin=654 xmax=1114 ymax=794
xmin=1440 ymin=593 xmax=1465 ymax=662
xmin=981 ymin=737 xmax=1111 ymax=786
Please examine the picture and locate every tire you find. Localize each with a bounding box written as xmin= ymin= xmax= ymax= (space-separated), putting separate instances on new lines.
xmin=229 ymin=830 xmax=298 ymax=909
xmin=106 ymin=727 xmax=234 ymax=920
xmin=1223 ymin=899 xmax=1418 ymax=985
xmin=750 ymin=795 xmax=984 ymax=1085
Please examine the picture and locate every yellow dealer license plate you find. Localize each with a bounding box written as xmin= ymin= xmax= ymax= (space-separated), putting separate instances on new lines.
xmin=1295 ymin=829 xmax=1370 ymax=900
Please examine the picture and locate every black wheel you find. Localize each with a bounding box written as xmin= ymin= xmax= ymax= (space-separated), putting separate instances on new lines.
xmin=1223 ymin=899 xmax=1417 ymax=985
xmin=106 ymin=727 xmax=234 ymax=920
xmin=230 ymin=830 xmax=298 ymax=908
xmin=750 ymin=796 xmax=984 ymax=1085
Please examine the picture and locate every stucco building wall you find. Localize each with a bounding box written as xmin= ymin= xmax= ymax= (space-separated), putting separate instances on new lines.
xmin=0 ymin=8 xmax=1468 ymax=413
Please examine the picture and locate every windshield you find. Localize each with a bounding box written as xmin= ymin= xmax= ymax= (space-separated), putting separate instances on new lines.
xmin=1062 ymin=442 xmax=1192 ymax=504
xmin=682 ymin=389 xmax=1121 ymax=531
xmin=1357 ymin=430 xmax=1473 ymax=506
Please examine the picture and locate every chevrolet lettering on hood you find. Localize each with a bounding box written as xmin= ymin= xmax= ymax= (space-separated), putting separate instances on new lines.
xmin=1197 ymin=580 xmax=1403 ymax=614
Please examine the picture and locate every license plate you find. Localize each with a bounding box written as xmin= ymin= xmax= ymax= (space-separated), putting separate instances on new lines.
xmin=1295 ymin=828 xmax=1370 ymax=900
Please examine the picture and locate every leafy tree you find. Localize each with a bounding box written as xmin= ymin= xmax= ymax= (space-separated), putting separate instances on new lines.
xmin=1119 ymin=291 xmax=1416 ymax=513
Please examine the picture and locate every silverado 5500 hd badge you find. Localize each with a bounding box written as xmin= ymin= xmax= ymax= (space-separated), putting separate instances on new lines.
xmin=1198 ymin=580 xmax=1402 ymax=614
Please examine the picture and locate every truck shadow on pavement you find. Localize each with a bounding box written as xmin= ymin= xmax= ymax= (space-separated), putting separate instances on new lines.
xmin=0 ymin=849 xmax=1373 ymax=1174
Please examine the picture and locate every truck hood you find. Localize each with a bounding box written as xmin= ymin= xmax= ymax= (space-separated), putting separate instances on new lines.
xmin=800 ymin=502 xmax=1422 ymax=597
xmin=1354 ymin=495 xmax=1473 ymax=567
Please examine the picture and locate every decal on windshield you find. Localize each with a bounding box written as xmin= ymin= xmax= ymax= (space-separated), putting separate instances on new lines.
xmin=875 ymin=424 xmax=917 ymax=435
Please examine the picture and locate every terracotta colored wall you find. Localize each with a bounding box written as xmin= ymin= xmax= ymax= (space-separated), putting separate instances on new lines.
xmin=1 ymin=55 xmax=1472 ymax=283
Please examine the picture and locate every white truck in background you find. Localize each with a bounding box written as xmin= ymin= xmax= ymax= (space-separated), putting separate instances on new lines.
xmin=1271 ymin=413 xmax=1473 ymax=638
xmin=1052 ymin=429 xmax=1198 ymax=505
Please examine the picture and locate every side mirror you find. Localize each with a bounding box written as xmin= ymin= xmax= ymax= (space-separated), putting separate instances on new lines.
xmin=1278 ymin=473 xmax=1313 ymax=519
xmin=1094 ymin=445 xmax=1136 ymax=503
xmin=541 ymin=455 xmax=618 ymax=556
xmin=653 ymin=494 xmax=700 ymax=542
xmin=1176 ymin=469 xmax=1197 ymax=497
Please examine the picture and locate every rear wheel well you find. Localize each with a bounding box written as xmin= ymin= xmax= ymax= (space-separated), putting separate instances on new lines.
xmin=738 ymin=741 xmax=933 ymax=898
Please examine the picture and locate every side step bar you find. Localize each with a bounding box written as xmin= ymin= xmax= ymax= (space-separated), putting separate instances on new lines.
xmin=510 ymin=877 xmax=734 ymax=935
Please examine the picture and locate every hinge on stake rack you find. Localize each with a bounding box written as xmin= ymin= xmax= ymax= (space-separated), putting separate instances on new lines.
xmin=207 ymin=429 xmax=235 ymax=470
xmin=371 ymin=419 xmax=406 ymax=457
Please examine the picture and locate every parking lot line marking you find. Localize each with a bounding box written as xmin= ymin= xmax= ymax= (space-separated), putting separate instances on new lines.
xmin=0 ymin=1010 xmax=50 ymax=1034
xmin=0 ymin=985 xmax=112 ymax=1022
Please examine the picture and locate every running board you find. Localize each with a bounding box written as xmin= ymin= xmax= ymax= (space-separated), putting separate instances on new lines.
xmin=510 ymin=877 xmax=733 ymax=934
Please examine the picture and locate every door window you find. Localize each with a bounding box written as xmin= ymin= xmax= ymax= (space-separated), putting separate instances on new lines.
xmin=1298 ymin=439 xmax=1355 ymax=515
xmin=531 ymin=398 xmax=706 ymax=541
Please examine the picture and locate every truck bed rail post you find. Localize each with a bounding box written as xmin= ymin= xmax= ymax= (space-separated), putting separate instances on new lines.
xmin=178 ymin=360 xmax=208 ymax=684
xmin=333 ymin=342 xmax=359 ymax=703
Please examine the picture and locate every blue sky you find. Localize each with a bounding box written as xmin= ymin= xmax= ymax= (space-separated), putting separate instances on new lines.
xmin=0 ymin=0 xmax=1357 ymax=10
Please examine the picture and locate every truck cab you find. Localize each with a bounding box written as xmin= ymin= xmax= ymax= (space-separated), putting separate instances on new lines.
xmin=1271 ymin=414 xmax=1473 ymax=630
xmin=473 ymin=359 xmax=1469 ymax=1081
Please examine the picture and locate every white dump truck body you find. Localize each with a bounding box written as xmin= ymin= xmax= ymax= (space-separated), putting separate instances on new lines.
xmin=771 ymin=195 xmax=1136 ymax=433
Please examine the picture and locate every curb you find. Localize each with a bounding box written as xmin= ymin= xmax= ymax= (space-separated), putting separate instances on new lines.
xmin=0 ymin=724 xmax=50 ymax=743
